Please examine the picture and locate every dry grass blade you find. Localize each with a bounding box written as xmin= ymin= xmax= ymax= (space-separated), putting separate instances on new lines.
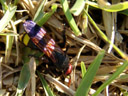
xmin=10 ymin=21 xmax=19 ymax=66
xmin=0 ymin=57 xmax=3 ymax=89
xmin=45 ymin=74 xmax=75 ymax=96
xmin=5 ymin=35 xmax=14 ymax=64
xmin=14 ymin=16 xmax=29 ymax=25
xmin=28 ymin=57 xmax=36 ymax=96
xmin=72 ymin=44 xmax=86 ymax=89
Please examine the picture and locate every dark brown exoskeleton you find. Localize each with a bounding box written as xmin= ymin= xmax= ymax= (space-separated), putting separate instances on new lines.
xmin=23 ymin=20 xmax=72 ymax=74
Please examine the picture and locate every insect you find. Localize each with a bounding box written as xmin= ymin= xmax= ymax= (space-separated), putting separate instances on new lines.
xmin=23 ymin=20 xmax=72 ymax=75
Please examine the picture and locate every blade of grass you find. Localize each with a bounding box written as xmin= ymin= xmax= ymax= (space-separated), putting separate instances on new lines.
xmin=15 ymin=63 xmax=31 ymax=96
xmin=81 ymin=0 xmax=89 ymax=34
xmin=36 ymin=4 xmax=57 ymax=26
xmin=119 ymin=9 xmax=128 ymax=16
xmin=117 ymin=74 xmax=128 ymax=80
xmin=45 ymin=74 xmax=75 ymax=96
xmin=60 ymin=0 xmax=81 ymax=36
xmin=0 ymin=33 xmax=18 ymax=36
xmin=37 ymin=71 xmax=54 ymax=96
xmin=0 ymin=0 xmax=8 ymax=11
xmin=86 ymin=1 xmax=128 ymax=12
xmin=70 ymin=0 xmax=86 ymax=16
xmin=84 ymin=10 xmax=128 ymax=60
xmin=5 ymin=36 xmax=14 ymax=63
xmin=0 ymin=5 xmax=17 ymax=32
xmin=29 ymin=57 xmax=36 ymax=96
xmin=92 ymin=60 xmax=128 ymax=96
xmin=80 ymin=61 xmax=86 ymax=78
xmin=75 ymin=50 xmax=105 ymax=96
xmin=14 ymin=0 xmax=19 ymax=5
xmin=70 ymin=0 xmax=89 ymax=33
xmin=33 ymin=0 xmax=47 ymax=22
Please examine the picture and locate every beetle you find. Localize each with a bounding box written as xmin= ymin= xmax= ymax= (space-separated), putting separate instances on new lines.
xmin=23 ymin=20 xmax=72 ymax=75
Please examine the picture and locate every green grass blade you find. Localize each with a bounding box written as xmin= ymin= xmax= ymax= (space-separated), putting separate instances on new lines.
xmin=60 ymin=0 xmax=81 ymax=36
xmin=92 ymin=60 xmax=128 ymax=96
xmin=0 ymin=5 xmax=17 ymax=32
xmin=0 ymin=0 xmax=8 ymax=11
xmin=86 ymin=1 xmax=128 ymax=12
xmin=80 ymin=61 xmax=86 ymax=78
xmin=33 ymin=0 xmax=47 ymax=22
xmin=14 ymin=0 xmax=19 ymax=5
xmin=70 ymin=0 xmax=86 ymax=16
xmin=119 ymin=9 xmax=128 ymax=16
xmin=37 ymin=71 xmax=54 ymax=96
xmin=15 ymin=63 xmax=31 ymax=96
xmin=36 ymin=4 xmax=57 ymax=26
xmin=75 ymin=50 xmax=105 ymax=96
